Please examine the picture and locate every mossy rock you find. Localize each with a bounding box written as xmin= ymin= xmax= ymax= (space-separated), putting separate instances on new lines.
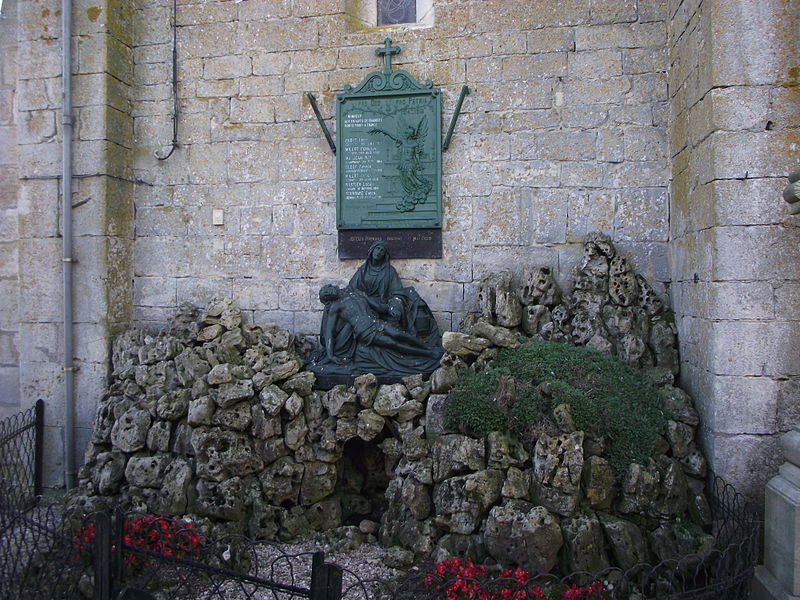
xmin=444 ymin=341 xmax=667 ymax=473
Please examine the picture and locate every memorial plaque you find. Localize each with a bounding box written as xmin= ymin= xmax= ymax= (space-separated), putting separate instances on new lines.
xmin=338 ymin=228 xmax=442 ymax=259
xmin=336 ymin=40 xmax=442 ymax=235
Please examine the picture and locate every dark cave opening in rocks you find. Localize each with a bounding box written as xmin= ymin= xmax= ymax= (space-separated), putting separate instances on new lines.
xmin=336 ymin=435 xmax=392 ymax=525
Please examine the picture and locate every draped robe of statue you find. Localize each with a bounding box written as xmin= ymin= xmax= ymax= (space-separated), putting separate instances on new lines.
xmin=347 ymin=241 xmax=440 ymax=346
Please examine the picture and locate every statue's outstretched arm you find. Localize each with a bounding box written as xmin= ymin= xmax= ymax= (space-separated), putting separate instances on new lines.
xmin=363 ymin=294 xmax=389 ymax=315
xmin=369 ymin=128 xmax=400 ymax=145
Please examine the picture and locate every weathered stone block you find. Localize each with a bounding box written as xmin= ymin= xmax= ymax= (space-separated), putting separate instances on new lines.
xmin=433 ymin=470 xmax=504 ymax=534
xmin=432 ymin=434 xmax=485 ymax=482
xmin=484 ymin=501 xmax=563 ymax=573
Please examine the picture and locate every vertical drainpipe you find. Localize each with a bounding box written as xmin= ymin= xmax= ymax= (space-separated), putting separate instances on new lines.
xmin=62 ymin=0 xmax=76 ymax=490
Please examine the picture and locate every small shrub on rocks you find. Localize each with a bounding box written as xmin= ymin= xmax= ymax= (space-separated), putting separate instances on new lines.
xmin=443 ymin=369 xmax=507 ymax=436
xmin=445 ymin=341 xmax=667 ymax=473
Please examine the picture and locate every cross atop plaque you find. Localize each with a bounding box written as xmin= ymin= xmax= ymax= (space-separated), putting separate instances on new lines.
xmin=376 ymin=38 xmax=401 ymax=73
xmin=335 ymin=39 xmax=442 ymax=258
xmin=304 ymin=39 xmax=469 ymax=258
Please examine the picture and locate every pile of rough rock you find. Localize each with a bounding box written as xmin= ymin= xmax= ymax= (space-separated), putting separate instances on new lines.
xmin=75 ymin=234 xmax=716 ymax=575
xmin=430 ymin=232 xmax=679 ymax=398
xmin=76 ymin=297 xmax=433 ymax=542
xmin=386 ymin=236 xmax=713 ymax=573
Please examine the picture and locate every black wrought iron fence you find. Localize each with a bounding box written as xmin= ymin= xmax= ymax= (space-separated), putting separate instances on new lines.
xmin=0 ymin=399 xmax=43 ymax=519
xmin=4 ymin=507 xmax=350 ymax=600
xmin=0 ymin=479 xmax=760 ymax=600
xmin=0 ymin=503 xmax=85 ymax=600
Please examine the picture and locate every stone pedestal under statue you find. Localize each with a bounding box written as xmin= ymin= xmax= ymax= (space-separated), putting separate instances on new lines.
xmin=752 ymin=426 xmax=800 ymax=600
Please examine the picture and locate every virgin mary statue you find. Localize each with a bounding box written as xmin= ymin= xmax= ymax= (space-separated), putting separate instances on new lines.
xmin=348 ymin=241 xmax=440 ymax=345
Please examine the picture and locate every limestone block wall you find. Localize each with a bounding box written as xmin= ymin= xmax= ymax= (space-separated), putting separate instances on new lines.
xmin=668 ymin=0 xmax=800 ymax=499
xmin=129 ymin=0 xmax=672 ymax=337
xmin=9 ymin=0 xmax=136 ymax=486
xmin=6 ymin=0 xmax=798 ymax=499
xmin=0 ymin=0 xmax=21 ymax=419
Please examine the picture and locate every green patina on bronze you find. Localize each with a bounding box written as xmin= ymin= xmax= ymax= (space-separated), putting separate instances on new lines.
xmin=336 ymin=38 xmax=442 ymax=230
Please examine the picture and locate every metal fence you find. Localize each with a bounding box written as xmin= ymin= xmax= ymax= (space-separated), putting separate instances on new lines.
xmin=1 ymin=505 xmax=358 ymax=600
xmin=0 ymin=399 xmax=43 ymax=519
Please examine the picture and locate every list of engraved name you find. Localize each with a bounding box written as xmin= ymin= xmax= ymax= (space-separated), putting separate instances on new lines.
xmin=342 ymin=112 xmax=383 ymax=206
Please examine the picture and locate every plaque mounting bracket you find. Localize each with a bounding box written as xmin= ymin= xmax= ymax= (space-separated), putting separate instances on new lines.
xmin=443 ymin=85 xmax=470 ymax=152
xmin=305 ymin=38 xmax=470 ymax=156
xmin=306 ymin=92 xmax=336 ymax=155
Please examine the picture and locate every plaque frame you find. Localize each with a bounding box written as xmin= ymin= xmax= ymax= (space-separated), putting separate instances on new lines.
xmin=335 ymin=43 xmax=442 ymax=233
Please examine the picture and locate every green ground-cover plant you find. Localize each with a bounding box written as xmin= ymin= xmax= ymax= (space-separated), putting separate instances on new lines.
xmin=444 ymin=340 xmax=667 ymax=473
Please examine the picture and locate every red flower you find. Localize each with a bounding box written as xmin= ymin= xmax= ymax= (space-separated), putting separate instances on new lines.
xmin=422 ymin=559 xmax=605 ymax=600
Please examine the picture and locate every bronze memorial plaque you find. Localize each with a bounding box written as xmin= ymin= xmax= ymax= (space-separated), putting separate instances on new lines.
xmin=336 ymin=39 xmax=442 ymax=258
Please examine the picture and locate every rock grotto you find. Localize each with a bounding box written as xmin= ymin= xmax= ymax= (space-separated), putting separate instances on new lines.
xmin=71 ymin=234 xmax=714 ymax=575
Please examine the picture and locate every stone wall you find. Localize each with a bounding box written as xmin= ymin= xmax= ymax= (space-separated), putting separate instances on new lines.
xmin=129 ymin=0 xmax=672 ymax=336
xmin=10 ymin=0 xmax=136 ymax=486
xmin=0 ymin=0 xmax=20 ymax=419
xmin=2 ymin=0 xmax=799 ymax=500
xmin=667 ymin=0 xmax=800 ymax=499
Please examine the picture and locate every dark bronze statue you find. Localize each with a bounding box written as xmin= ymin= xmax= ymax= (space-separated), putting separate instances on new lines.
xmin=307 ymin=241 xmax=443 ymax=381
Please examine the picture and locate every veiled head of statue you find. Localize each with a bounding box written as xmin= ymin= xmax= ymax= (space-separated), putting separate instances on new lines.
xmin=367 ymin=241 xmax=389 ymax=263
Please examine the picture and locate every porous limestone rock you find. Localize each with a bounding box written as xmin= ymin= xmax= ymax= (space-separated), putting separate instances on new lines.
xmin=469 ymin=319 xmax=521 ymax=349
xmin=484 ymin=501 xmax=563 ymax=573
xmin=519 ymin=267 xmax=561 ymax=307
xmin=354 ymin=373 xmax=378 ymax=407
xmin=648 ymin=521 xmax=716 ymax=562
xmin=401 ymin=476 xmax=433 ymax=520
xmin=432 ymin=434 xmax=486 ymax=482
xmin=216 ymin=380 xmax=255 ymax=409
xmin=433 ymin=469 xmax=504 ymax=534
xmin=582 ymin=455 xmax=615 ymax=509
xmin=531 ymin=431 xmax=584 ymax=516
xmin=125 ymin=455 xmax=170 ymax=488
xmin=193 ymin=428 xmax=263 ymax=482
xmin=110 ymin=408 xmax=151 ymax=453
xmin=356 ymin=409 xmax=385 ymax=442
xmin=188 ymin=395 xmax=215 ymax=426
xmin=598 ymin=513 xmax=650 ymax=570
xmin=158 ymin=459 xmax=193 ymax=516
xmin=146 ymin=420 xmax=171 ymax=452
xmin=441 ymin=332 xmax=492 ymax=357
xmin=501 ymin=466 xmax=532 ymax=500
xmin=561 ymin=511 xmax=611 ymax=573
xmin=93 ymin=452 xmax=127 ymax=496
xmin=487 ymin=431 xmax=529 ymax=469
xmin=300 ymin=461 xmax=337 ymax=506
xmin=372 ymin=384 xmax=409 ymax=417
xmin=478 ymin=271 xmax=522 ymax=328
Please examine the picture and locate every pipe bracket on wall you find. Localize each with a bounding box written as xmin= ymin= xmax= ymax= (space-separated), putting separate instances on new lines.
xmin=155 ymin=0 xmax=179 ymax=160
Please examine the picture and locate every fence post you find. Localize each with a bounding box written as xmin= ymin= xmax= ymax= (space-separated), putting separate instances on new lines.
xmin=114 ymin=507 xmax=125 ymax=588
xmin=33 ymin=400 xmax=44 ymax=498
xmin=94 ymin=512 xmax=112 ymax=600
xmin=310 ymin=551 xmax=343 ymax=600
xmin=311 ymin=551 xmax=325 ymax=600
xmin=322 ymin=563 xmax=343 ymax=600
